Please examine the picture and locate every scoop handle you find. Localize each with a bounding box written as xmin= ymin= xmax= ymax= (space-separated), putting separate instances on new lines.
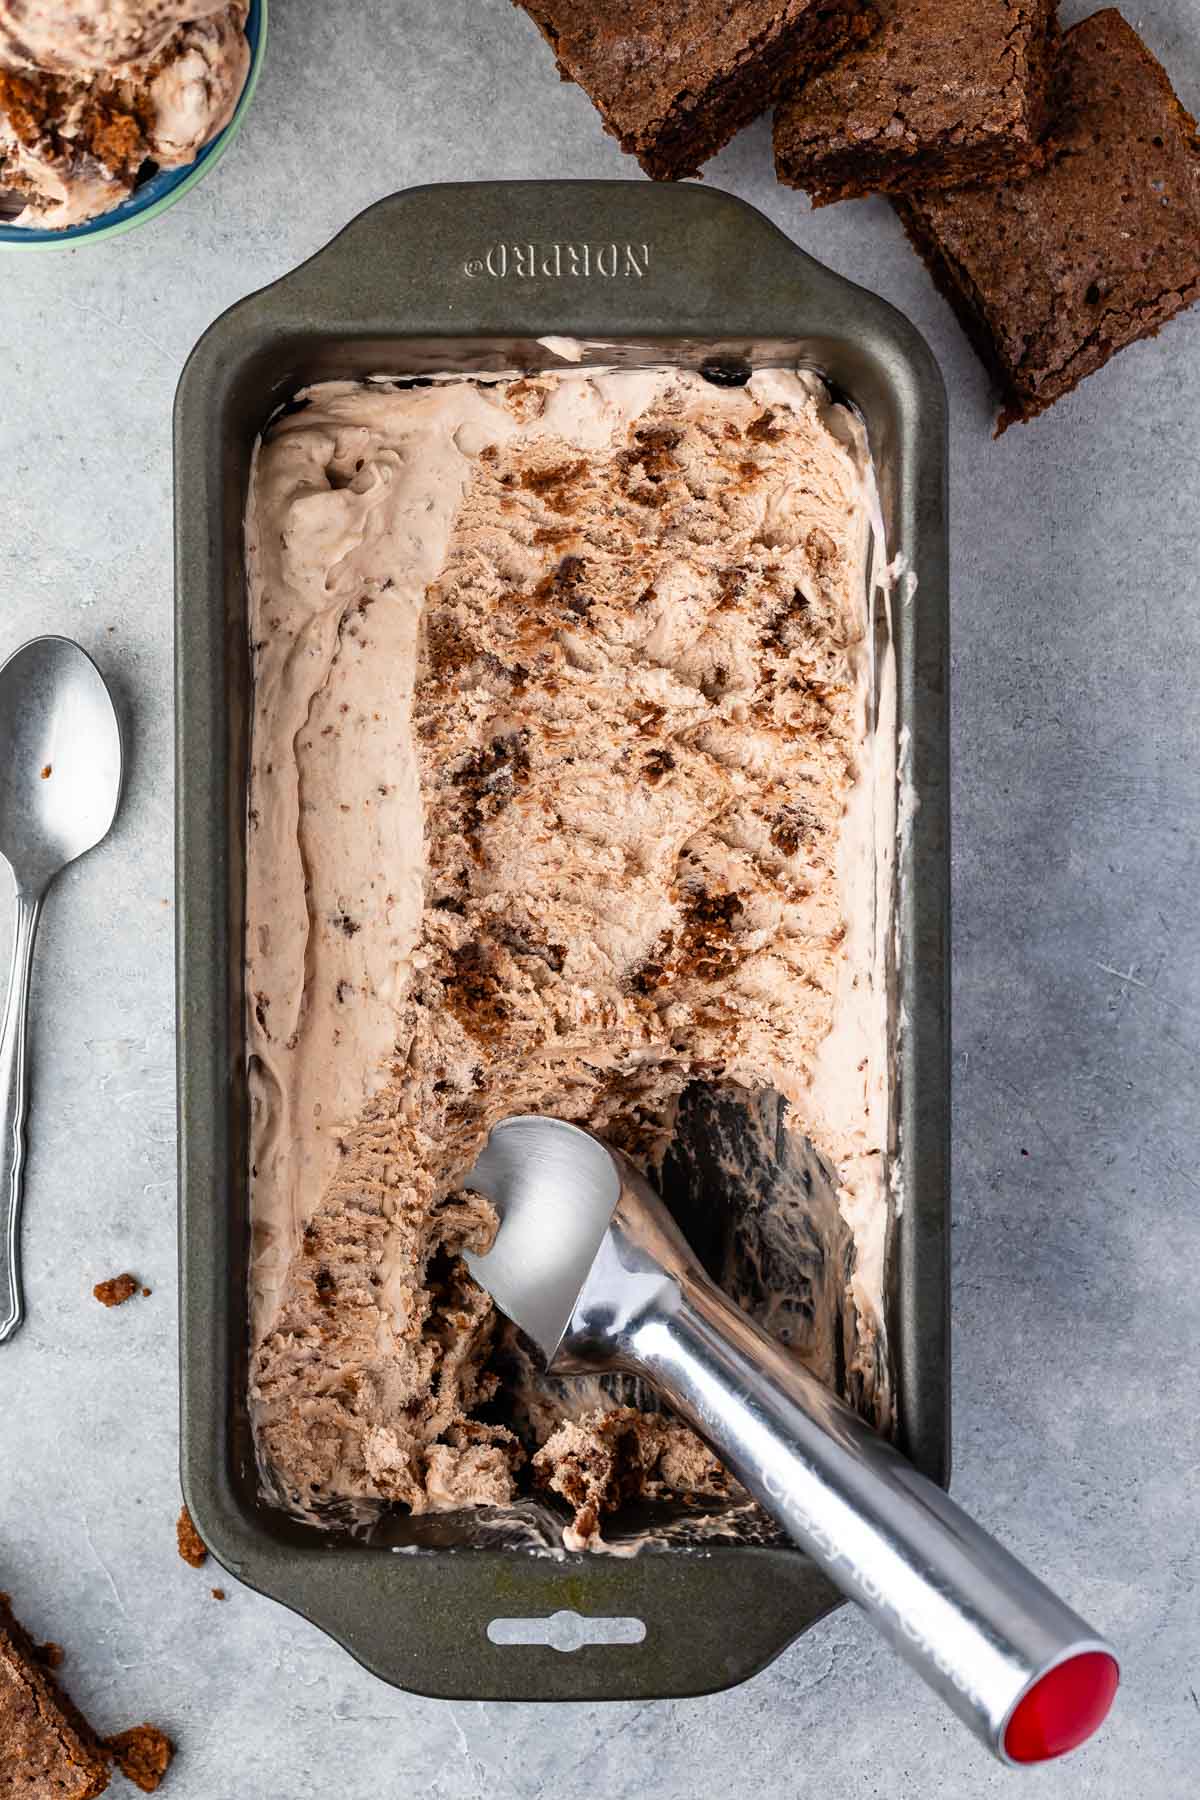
xmin=0 ymin=888 xmax=41 ymax=1343
xmin=630 ymin=1272 xmax=1118 ymax=1765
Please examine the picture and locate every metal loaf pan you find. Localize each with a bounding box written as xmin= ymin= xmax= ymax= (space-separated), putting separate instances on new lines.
xmin=174 ymin=180 xmax=949 ymax=1702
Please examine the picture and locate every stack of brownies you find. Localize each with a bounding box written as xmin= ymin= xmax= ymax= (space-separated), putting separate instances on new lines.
xmin=516 ymin=1 xmax=1200 ymax=429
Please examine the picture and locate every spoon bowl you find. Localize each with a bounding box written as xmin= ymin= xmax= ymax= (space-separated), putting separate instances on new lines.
xmin=0 ymin=637 xmax=123 ymax=895
xmin=0 ymin=636 xmax=124 ymax=1342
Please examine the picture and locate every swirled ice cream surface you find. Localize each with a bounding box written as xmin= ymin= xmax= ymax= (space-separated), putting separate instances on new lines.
xmin=244 ymin=365 xmax=895 ymax=1544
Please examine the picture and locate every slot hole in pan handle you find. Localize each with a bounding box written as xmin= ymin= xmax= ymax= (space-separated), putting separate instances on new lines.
xmin=487 ymin=1611 xmax=646 ymax=1654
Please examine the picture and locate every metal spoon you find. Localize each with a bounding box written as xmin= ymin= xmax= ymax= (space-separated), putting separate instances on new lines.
xmin=464 ymin=1116 xmax=1120 ymax=1766
xmin=0 ymin=637 xmax=124 ymax=1342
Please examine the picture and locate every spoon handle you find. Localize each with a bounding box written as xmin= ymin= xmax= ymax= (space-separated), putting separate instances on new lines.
xmin=0 ymin=889 xmax=42 ymax=1343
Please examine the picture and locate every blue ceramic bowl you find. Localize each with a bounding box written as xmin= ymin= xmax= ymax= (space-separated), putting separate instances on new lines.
xmin=0 ymin=0 xmax=266 ymax=250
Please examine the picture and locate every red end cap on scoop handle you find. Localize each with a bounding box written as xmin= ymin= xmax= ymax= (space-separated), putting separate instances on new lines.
xmin=1004 ymin=1652 xmax=1120 ymax=1763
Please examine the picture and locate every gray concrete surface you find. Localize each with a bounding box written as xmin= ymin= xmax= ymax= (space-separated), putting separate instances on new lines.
xmin=1 ymin=1 xmax=1197 ymax=1793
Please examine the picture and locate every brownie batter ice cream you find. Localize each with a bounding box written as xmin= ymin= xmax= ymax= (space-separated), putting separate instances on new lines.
xmin=245 ymin=365 xmax=895 ymax=1543
xmin=0 ymin=0 xmax=248 ymax=227
xmin=0 ymin=0 xmax=229 ymax=70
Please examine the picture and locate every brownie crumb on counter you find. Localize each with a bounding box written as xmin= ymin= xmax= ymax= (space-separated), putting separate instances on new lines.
xmin=895 ymin=10 xmax=1200 ymax=428
xmin=174 ymin=1506 xmax=207 ymax=1569
xmin=209 ymin=1589 xmax=226 ymax=1602
xmin=514 ymin=0 xmax=875 ymax=180
xmin=0 ymin=1592 xmax=111 ymax=1800
xmin=104 ymin=1725 xmax=174 ymax=1795
xmin=775 ymin=0 xmax=1057 ymax=204
xmin=93 ymin=1273 xmax=139 ymax=1308
xmin=35 ymin=1640 xmax=65 ymax=1670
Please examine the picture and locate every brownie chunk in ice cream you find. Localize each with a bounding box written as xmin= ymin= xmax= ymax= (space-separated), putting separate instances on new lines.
xmin=775 ymin=0 xmax=1057 ymax=205
xmin=534 ymin=1407 xmax=731 ymax=1549
xmin=245 ymin=365 xmax=893 ymax=1543
xmin=895 ymin=10 xmax=1200 ymax=428
xmin=514 ymin=0 xmax=874 ymax=179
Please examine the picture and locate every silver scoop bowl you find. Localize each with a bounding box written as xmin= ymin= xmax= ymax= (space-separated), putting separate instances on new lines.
xmin=0 ymin=636 xmax=124 ymax=1342
xmin=464 ymin=1116 xmax=1119 ymax=1766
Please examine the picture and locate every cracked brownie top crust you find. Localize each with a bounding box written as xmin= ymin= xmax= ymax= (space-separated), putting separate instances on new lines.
xmin=245 ymin=365 xmax=894 ymax=1543
xmin=0 ymin=1593 xmax=111 ymax=1800
xmin=513 ymin=0 xmax=874 ymax=180
xmin=895 ymin=9 xmax=1200 ymax=428
xmin=775 ymin=0 xmax=1058 ymax=205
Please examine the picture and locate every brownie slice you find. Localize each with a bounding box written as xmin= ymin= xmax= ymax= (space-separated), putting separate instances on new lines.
xmin=895 ymin=10 xmax=1200 ymax=429
xmin=775 ymin=0 xmax=1057 ymax=204
xmin=0 ymin=1594 xmax=110 ymax=1799
xmin=514 ymin=0 xmax=875 ymax=180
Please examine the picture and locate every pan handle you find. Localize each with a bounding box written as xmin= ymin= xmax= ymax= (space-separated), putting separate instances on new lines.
xmin=190 ymin=1509 xmax=847 ymax=1702
xmin=250 ymin=180 xmax=888 ymax=347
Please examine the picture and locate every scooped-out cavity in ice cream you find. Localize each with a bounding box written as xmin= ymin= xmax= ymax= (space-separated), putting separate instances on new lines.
xmin=244 ymin=364 xmax=896 ymax=1549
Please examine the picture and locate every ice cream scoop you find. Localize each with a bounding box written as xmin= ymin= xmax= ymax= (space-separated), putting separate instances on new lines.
xmin=463 ymin=1115 xmax=1119 ymax=1765
xmin=0 ymin=637 xmax=123 ymax=1341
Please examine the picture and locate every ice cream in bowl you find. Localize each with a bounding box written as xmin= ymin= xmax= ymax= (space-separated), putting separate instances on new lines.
xmin=0 ymin=0 xmax=265 ymax=245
